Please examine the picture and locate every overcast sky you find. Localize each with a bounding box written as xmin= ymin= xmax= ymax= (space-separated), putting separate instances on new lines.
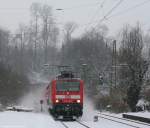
xmin=0 ymin=0 xmax=150 ymax=37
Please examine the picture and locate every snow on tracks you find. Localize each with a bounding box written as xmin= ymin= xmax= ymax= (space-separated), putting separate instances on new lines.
xmin=60 ymin=121 xmax=93 ymax=128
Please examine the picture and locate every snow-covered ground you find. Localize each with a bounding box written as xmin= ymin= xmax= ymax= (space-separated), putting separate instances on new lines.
xmin=0 ymin=111 xmax=61 ymax=128
xmin=0 ymin=111 xmax=150 ymax=128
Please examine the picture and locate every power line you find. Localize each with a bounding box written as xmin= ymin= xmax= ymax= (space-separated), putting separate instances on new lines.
xmin=83 ymin=0 xmax=106 ymax=32
xmin=88 ymin=0 xmax=106 ymax=26
xmin=96 ymin=0 xmax=124 ymax=25
xmin=81 ymin=0 xmax=150 ymax=29
xmin=81 ymin=0 xmax=124 ymax=32
xmin=57 ymin=0 xmax=150 ymax=30
xmin=59 ymin=0 xmax=150 ymax=33
xmin=107 ymin=0 xmax=150 ymax=19
xmin=89 ymin=0 xmax=150 ymax=30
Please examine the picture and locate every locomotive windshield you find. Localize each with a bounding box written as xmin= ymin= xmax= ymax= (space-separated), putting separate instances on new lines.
xmin=56 ymin=81 xmax=80 ymax=91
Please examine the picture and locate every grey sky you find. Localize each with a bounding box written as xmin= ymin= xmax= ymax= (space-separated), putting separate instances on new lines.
xmin=0 ymin=0 xmax=150 ymax=36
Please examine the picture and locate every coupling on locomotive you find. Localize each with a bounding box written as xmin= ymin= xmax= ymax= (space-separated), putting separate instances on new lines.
xmin=44 ymin=67 xmax=84 ymax=120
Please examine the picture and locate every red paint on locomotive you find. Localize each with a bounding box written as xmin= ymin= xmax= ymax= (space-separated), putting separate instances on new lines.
xmin=45 ymin=75 xmax=84 ymax=119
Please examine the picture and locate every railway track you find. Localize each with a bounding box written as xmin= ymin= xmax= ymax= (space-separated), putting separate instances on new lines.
xmin=61 ymin=121 xmax=69 ymax=128
xmin=97 ymin=113 xmax=150 ymax=128
xmin=76 ymin=120 xmax=92 ymax=128
xmin=98 ymin=113 xmax=150 ymax=127
xmin=60 ymin=121 xmax=93 ymax=128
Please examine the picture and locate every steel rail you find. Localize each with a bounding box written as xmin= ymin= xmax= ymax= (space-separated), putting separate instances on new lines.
xmin=76 ymin=120 xmax=93 ymax=128
xmin=98 ymin=115 xmax=141 ymax=128
xmin=98 ymin=113 xmax=150 ymax=127
xmin=60 ymin=121 xmax=70 ymax=128
xmin=60 ymin=121 xmax=93 ymax=128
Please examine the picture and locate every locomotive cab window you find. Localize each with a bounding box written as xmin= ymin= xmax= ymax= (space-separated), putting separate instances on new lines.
xmin=56 ymin=81 xmax=80 ymax=92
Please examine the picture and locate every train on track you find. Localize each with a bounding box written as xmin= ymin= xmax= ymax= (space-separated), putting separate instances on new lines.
xmin=44 ymin=70 xmax=84 ymax=120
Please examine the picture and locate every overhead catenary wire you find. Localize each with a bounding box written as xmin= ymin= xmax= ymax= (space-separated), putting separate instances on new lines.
xmin=107 ymin=0 xmax=150 ymax=19
xmin=75 ymin=0 xmax=123 ymax=33
xmin=54 ymin=0 xmax=150 ymax=36
xmin=87 ymin=0 xmax=150 ymax=26
xmin=56 ymin=0 xmax=122 ymax=30
xmin=95 ymin=0 xmax=124 ymax=26
xmin=79 ymin=0 xmax=150 ymax=31
xmin=88 ymin=0 xmax=106 ymax=25
xmin=83 ymin=0 xmax=106 ymax=32
xmin=81 ymin=0 xmax=124 ymax=32
xmin=2 ymin=0 xmax=150 ymax=36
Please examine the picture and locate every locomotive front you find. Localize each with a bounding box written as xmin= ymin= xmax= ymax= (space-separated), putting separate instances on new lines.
xmin=50 ymin=71 xmax=84 ymax=119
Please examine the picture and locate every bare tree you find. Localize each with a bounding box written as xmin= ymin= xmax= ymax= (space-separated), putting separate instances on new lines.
xmin=63 ymin=22 xmax=77 ymax=43
xmin=30 ymin=3 xmax=41 ymax=70
xmin=40 ymin=4 xmax=52 ymax=63
xmin=118 ymin=24 xmax=148 ymax=112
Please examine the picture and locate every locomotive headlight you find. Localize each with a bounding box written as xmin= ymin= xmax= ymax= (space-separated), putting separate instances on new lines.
xmin=77 ymin=99 xmax=80 ymax=103
xmin=56 ymin=99 xmax=59 ymax=103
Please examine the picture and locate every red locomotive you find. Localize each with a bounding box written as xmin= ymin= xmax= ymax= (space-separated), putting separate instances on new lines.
xmin=45 ymin=71 xmax=84 ymax=119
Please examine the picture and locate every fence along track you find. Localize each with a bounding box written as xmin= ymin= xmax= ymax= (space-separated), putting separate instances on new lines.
xmin=98 ymin=113 xmax=150 ymax=127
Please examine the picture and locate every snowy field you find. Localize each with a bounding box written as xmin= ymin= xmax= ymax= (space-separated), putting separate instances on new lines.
xmin=0 ymin=111 xmax=60 ymax=128
xmin=0 ymin=111 xmax=149 ymax=128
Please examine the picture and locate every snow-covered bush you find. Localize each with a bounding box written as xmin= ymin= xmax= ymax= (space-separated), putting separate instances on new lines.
xmin=136 ymin=99 xmax=150 ymax=111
